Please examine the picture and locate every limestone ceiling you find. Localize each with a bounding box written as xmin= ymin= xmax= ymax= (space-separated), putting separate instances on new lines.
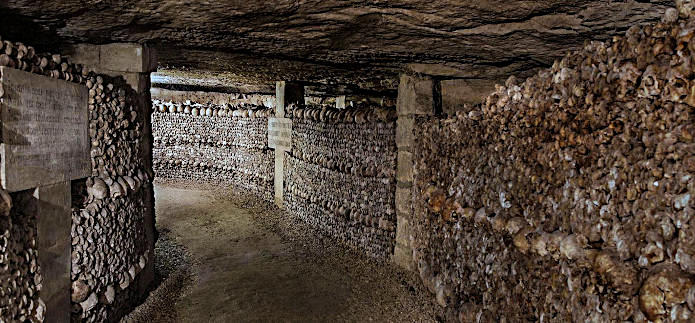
xmin=0 ymin=0 xmax=671 ymax=95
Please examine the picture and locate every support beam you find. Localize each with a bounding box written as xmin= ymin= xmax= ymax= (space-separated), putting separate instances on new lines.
xmin=393 ymin=74 xmax=438 ymax=271
xmin=272 ymin=82 xmax=304 ymax=207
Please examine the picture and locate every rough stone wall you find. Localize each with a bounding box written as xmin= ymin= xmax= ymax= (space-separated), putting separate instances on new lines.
xmin=283 ymin=105 xmax=398 ymax=259
xmin=411 ymin=7 xmax=695 ymax=322
xmin=152 ymin=100 xmax=275 ymax=202
xmin=0 ymin=36 xmax=155 ymax=322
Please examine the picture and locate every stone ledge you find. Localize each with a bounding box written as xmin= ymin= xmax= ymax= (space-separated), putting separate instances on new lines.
xmin=68 ymin=43 xmax=157 ymax=74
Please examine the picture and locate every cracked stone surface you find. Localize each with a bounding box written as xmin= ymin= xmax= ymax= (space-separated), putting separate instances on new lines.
xmin=0 ymin=0 xmax=671 ymax=94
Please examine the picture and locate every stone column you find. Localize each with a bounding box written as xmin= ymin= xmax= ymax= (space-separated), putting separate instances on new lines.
xmin=67 ymin=43 xmax=157 ymax=298
xmin=393 ymin=74 xmax=439 ymax=271
xmin=35 ymin=181 xmax=71 ymax=323
xmin=272 ymin=81 xmax=304 ymax=207
xmin=335 ymin=95 xmax=346 ymax=109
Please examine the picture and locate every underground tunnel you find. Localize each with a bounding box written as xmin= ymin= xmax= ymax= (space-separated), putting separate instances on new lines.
xmin=1 ymin=0 xmax=695 ymax=322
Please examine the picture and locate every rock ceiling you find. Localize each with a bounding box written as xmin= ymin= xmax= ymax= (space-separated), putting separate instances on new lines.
xmin=1 ymin=0 xmax=671 ymax=95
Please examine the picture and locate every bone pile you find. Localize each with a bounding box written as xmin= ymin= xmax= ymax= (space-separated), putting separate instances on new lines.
xmin=412 ymin=6 xmax=695 ymax=322
xmin=284 ymin=105 xmax=397 ymax=259
xmin=152 ymin=100 xmax=274 ymax=202
xmin=0 ymin=35 xmax=155 ymax=322
xmin=0 ymin=191 xmax=44 ymax=322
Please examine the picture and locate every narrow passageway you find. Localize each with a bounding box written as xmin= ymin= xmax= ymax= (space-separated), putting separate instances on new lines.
xmin=149 ymin=183 xmax=438 ymax=322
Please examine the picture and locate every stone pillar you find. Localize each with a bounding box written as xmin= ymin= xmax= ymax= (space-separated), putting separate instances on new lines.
xmin=272 ymin=81 xmax=304 ymax=207
xmin=67 ymin=43 xmax=157 ymax=298
xmin=393 ymin=74 xmax=438 ymax=271
xmin=335 ymin=95 xmax=346 ymax=109
xmin=35 ymin=181 xmax=71 ymax=323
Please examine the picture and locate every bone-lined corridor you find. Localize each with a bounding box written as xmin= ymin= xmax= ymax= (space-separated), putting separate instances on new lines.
xmin=1 ymin=1 xmax=694 ymax=322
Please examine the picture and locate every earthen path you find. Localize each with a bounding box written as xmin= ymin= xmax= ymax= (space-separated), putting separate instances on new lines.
xmin=144 ymin=183 xmax=438 ymax=322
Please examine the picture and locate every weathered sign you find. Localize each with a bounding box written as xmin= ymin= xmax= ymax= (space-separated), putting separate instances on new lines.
xmin=268 ymin=117 xmax=292 ymax=151
xmin=0 ymin=67 xmax=90 ymax=192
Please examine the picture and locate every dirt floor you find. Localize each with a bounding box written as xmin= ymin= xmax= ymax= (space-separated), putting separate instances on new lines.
xmin=124 ymin=182 xmax=440 ymax=323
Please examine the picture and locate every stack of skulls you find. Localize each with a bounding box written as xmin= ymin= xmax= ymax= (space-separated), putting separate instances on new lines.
xmin=152 ymin=99 xmax=274 ymax=118
xmin=290 ymin=107 xmax=396 ymax=178
xmin=151 ymin=100 xmax=274 ymax=202
xmin=283 ymin=104 xmax=397 ymax=259
xmin=0 ymin=191 xmax=44 ymax=322
xmin=87 ymin=75 xmax=146 ymax=179
xmin=0 ymin=35 xmax=155 ymax=322
xmin=411 ymin=5 xmax=695 ymax=322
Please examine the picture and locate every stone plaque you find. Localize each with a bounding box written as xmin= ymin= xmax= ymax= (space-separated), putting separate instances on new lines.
xmin=0 ymin=67 xmax=90 ymax=192
xmin=268 ymin=117 xmax=292 ymax=151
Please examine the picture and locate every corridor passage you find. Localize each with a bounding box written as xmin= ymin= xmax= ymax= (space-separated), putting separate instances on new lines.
xmin=136 ymin=183 xmax=437 ymax=322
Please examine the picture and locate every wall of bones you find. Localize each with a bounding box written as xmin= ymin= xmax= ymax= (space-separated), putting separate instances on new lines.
xmin=151 ymin=98 xmax=402 ymax=258
xmin=1 ymin=190 xmax=41 ymax=321
xmin=0 ymin=36 xmax=155 ymax=322
xmin=410 ymin=6 xmax=695 ymax=322
xmin=151 ymin=100 xmax=275 ymax=202
xmin=284 ymin=105 xmax=398 ymax=259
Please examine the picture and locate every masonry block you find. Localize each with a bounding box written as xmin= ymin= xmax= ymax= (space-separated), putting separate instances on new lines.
xmin=99 ymin=43 xmax=157 ymax=73
xmin=396 ymin=150 xmax=414 ymax=183
xmin=396 ymin=74 xmax=434 ymax=116
xmin=396 ymin=116 xmax=414 ymax=150
xmin=68 ymin=43 xmax=157 ymax=75
xmin=274 ymin=152 xmax=285 ymax=207
xmin=115 ymin=72 xmax=150 ymax=94
xmin=35 ymin=181 xmax=71 ymax=323
xmin=393 ymin=243 xmax=415 ymax=271
xmin=395 ymin=216 xmax=411 ymax=247
xmin=68 ymin=44 xmax=99 ymax=67
xmin=395 ymin=185 xmax=413 ymax=219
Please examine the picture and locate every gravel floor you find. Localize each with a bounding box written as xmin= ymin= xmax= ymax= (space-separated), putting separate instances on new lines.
xmin=121 ymin=227 xmax=193 ymax=322
xmin=123 ymin=180 xmax=441 ymax=322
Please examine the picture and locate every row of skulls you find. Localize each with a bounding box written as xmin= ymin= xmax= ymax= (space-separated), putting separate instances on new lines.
xmin=152 ymin=104 xmax=274 ymax=202
xmin=284 ymin=109 xmax=397 ymax=259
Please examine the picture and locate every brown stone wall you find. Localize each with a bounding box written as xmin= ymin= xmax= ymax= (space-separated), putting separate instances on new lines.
xmin=411 ymin=8 xmax=695 ymax=322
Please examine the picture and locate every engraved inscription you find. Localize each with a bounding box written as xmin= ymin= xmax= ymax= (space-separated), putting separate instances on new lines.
xmin=268 ymin=117 xmax=292 ymax=151
xmin=0 ymin=67 xmax=90 ymax=192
